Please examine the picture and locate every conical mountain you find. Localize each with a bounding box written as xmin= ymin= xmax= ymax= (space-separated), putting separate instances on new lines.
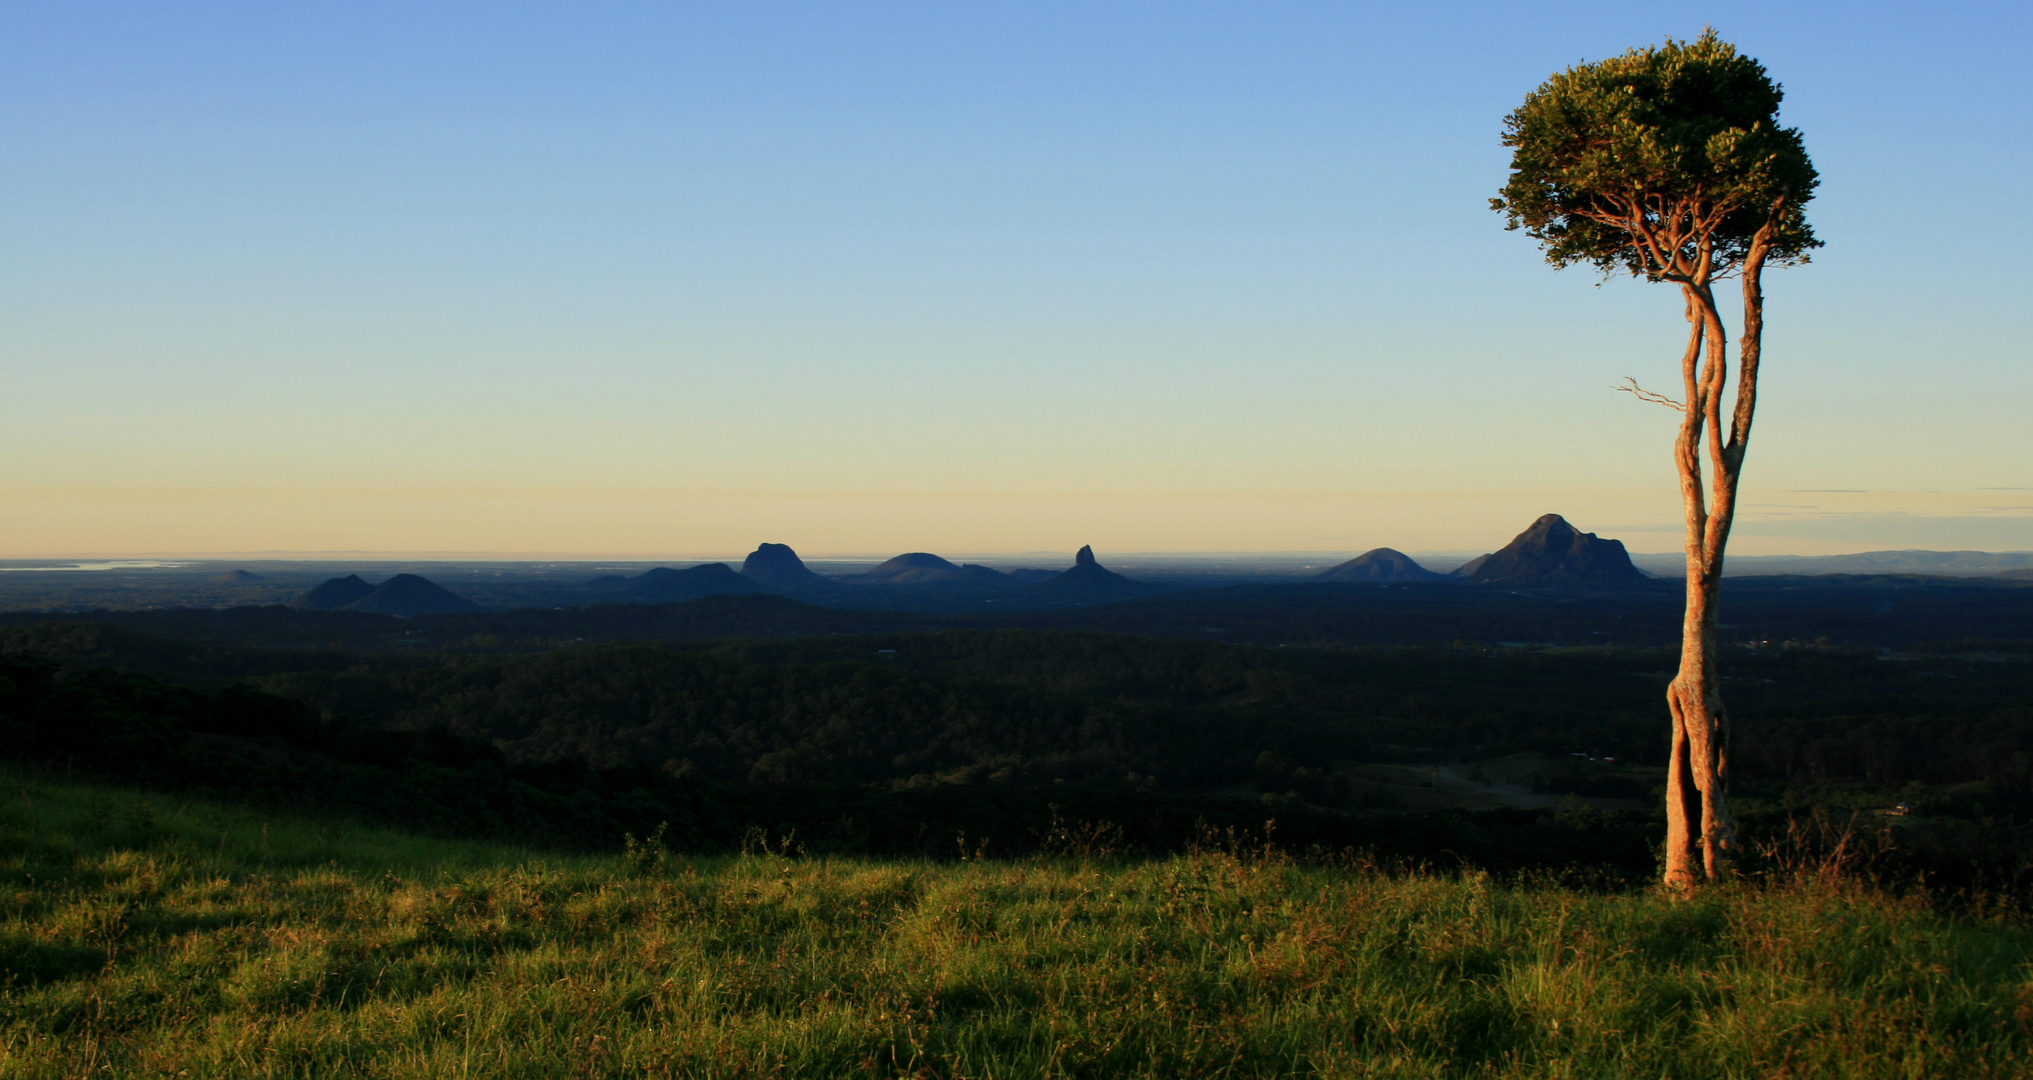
xmin=740 ymin=543 xmax=832 ymax=590
xmin=211 ymin=568 xmax=265 ymax=583
xmin=852 ymin=552 xmax=960 ymax=585
xmin=622 ymin=563 xmax=768 ymax=602
xmin=1028 ymin=546 xmax=1155 ymax=601
xmin=1461 ymin=514 xmax=1645 ymax=585
xmin=1317 ymin=548 xmax=1443 ymax=583
xmin=294 ymin=574 xmax=375 ymax=610
xmin=846 ymin=552 xmax=1014 ymax=588
xmin=342 ymin=574 xmax=483 ymax=616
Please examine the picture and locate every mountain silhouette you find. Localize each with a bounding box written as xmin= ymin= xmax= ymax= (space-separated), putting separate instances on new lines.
xmin=623 ymin=563 xmax=768 ymax=602
xmin=294 ymin=574 xmax=375 ymax=610
xmin=845 ymin=553 xmax=1014 ymax=588
xmin=1460 ymin=515 xmax=1645 ymax=585
xmin=210 ymin=569 xmax=265 ymax=583
xmin=740 ymin=543 xmax=832 ymax=590
xmin=1028 ymin=546 xmax=1156 ymax=602
xmin=1317 ymin=548 xmax=1444 ymax=583
xmin=342 ymin=574 xmax=483 ymax=616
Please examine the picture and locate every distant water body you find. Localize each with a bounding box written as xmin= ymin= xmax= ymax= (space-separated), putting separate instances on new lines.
xmin=0 ymin=561 xmax=192 ymax=572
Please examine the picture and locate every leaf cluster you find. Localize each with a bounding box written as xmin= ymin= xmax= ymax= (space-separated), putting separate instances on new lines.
xmin=1493 ymin=29 xmax=1819 ymax=281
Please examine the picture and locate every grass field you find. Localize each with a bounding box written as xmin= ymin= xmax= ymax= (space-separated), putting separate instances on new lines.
xmin=3 ymin=772 xmax=2030 ymax=1078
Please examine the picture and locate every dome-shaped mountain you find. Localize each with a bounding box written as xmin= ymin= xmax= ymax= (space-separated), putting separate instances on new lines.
xmin=294 ymin=574 xmax=375 ymax=610
xmin=342 ymin=574 xmax=483 ymax=617
xmin=1317 ymin=548 xmax=1444 ymax=583
xmin=1027 ymin=546 xmax=1156 ymax=602
xmin=622 ymin=563 xmax=768 ymax=602
xmin=1460 ymin=514 xmax=1645 ymax=585
xmin=845 ymin=553 xmax=1014 ymax=588
xmin=210 ymin=569 xmax=265 ymax=583
xmin=740 ymin=543 xmax=832 ymax=590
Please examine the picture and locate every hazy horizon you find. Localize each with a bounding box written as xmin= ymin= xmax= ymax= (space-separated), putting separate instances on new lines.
xmin=5 ymin=3 xmax=2027 ymax=558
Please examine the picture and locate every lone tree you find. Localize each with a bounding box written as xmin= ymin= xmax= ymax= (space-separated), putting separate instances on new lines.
xmin=1494 ymin=30 xmax=1819 ymax=889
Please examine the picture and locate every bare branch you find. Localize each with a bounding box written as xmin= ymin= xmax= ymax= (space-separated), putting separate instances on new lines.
xmin=1614 ymin=377 xmax=1686 ymax=410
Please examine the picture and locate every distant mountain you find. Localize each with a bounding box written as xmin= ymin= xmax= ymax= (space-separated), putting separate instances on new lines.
xmin=1461 ymin=515 xmax=1646 ymax=586
xmin=343 ymin=574 xmax=483 ymax=617
xmin=1995 ymin=568 xmax=2033 ymax=581
xmin=1630 ymin=549 xmax=2033 ymax=578
xmin=622 ymin=564 xmax=768 ymax=603
xmin=1028 ymin=546 xmax=1158 ymax=602
xmin=740 ymin=543 xmax=833 ymax=591
xmin=1317 ymin=548 xmax=1445 ymax=583
xmin=844 ymin=553 xmax=1015 ymax=589
xmin=294 ymin=574 xmax=375 ymax=610
xmin=1452 ymin=554 xmax=1491 ymax=578
xmin=210 ymin=569 xmax=265 ymax=583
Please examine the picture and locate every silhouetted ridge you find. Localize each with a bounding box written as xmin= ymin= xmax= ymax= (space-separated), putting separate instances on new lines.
xmin=342 ymin=574 xmax=483 ymax=617
xmin=740 ymin=543 xmax=832 ymax=590
xmin=847 ymin=553 xmax=1015 ymax=588
xmin=210 ymin=569 xmax=265 ymax=584
xmin=623 ymin=563 xmax=767 ymax=603
xmin=1317 ymin=548 xmax=1444 ymax=583
xmin=294 ymin=574 xmax=375 ymax=611
xmin=1461 ymin=514 xmax=1645 ymax=585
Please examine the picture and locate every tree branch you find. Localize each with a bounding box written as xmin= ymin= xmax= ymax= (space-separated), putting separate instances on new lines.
xmin=1613 ymin=377 xmax=1686 ymax=410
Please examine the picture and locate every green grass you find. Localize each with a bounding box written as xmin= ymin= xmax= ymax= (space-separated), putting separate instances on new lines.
xmin=2 ymin=773 xmax=2030 ymax=1078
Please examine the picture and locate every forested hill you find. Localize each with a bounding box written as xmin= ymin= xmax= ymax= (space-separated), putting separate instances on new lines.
xmin=9 ymin=620 xmax=2032 ymax=800
xmin=7 ymin=620 xmax=2033 ymax=886
xmin=4 ymin=575 xmax=2029 ymax=655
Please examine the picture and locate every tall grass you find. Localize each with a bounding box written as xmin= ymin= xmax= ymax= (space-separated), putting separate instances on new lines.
xmin=1 ymin=772 xmax=2028 ymax=1078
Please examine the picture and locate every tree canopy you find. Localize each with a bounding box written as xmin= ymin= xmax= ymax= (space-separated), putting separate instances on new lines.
xmin=1492 ymin=29 xmax=1819 ymax=283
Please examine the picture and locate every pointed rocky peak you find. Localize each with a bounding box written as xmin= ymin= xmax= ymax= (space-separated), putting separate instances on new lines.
xmin=1029 ymin=545 xmax=1155 ymax=601
xmin=740 ymin=542 xmax=831 ymax=590
xmin=294 ymin=573 xmax=376 ymax=610
xmin=1466 ymin=514 xmax=1645 ymax=586
xmin=1317 ymin=548 xmax=1444 ymax=583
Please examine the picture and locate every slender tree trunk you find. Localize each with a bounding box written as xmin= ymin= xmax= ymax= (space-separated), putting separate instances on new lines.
xmin=1661 ymin=227 xmax=1773 ymax=891
xmin=1662 ymin=291 xmax=1717 ymax=890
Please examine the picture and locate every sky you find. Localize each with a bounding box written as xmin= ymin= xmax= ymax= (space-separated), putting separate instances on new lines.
xmin=3 ymin=1 xmax=2028 ymax=560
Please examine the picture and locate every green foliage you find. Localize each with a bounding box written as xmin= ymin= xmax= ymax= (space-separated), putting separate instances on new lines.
xmin=622 ymin=821 xmax=670 ymax=878
xmin=2 ymin=774 xmax=2030 ymax=1078
xmin=1494 ymin=29 xmax=1818 ymax=280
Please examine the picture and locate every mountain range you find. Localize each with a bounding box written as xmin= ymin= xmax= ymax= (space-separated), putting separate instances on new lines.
xmin=285 ymin=515 xmax=1655 ymax=619
xmin=295 ymin=573 xmax=482 ymax=617
xmin=1316 ymin=516 xmax=1645 ymax=586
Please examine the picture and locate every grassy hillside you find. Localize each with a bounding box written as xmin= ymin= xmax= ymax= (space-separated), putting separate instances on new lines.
xmin=3 ymin=771 xmax=2029 ymax=1078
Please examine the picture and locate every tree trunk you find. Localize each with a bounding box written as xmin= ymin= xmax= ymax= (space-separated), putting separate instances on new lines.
xmin=1660 ymin=223 xmax=1774 ymax=890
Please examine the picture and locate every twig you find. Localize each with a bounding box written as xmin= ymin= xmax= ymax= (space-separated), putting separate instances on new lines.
xmin=1613 ymin=377 xmax=1685 ymax=411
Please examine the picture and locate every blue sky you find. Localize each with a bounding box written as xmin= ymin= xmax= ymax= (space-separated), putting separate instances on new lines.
xmin=3 ymin=2 xmax=2028 ymax=558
